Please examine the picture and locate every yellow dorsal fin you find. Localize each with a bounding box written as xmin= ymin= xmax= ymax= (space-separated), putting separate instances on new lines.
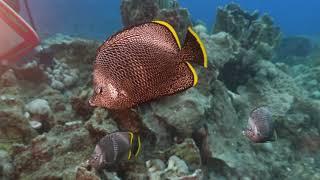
xmin=134 ymin=135 xmax=141 ymax=157
xmin=186 ymin=62 xmax=198 ymax=86
xmin=127 ymin=132 xmax=134 ymax=160
xmin=187 ymin=27 xmax=208 ymax=68
xmin=152 ymin=20 xmax=181 ymax=49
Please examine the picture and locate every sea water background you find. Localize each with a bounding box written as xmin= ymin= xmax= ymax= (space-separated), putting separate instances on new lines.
xmin=23 ymin=0 xmax=320 ymax=40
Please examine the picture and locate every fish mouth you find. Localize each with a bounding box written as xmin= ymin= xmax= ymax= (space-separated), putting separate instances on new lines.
xmin=88 ymin=97 xmax=96 ymax=107
xmin=242 ymin=128 xmax=249 ymax=136
xmin=242 ymin=130 xmax=246 ymax=136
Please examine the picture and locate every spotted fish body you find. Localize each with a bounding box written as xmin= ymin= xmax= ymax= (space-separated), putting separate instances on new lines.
xmin=244 ymin=106 xmax=275 ymax=143
xmin=89 ymin=21 xmax=207 ymax=109
xmin=89 ymin=131 xmax=141 ymax=169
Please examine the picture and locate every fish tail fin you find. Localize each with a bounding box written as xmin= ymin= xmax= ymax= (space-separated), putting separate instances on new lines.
xmin=180 ymin=27 xmax=208 ymax=68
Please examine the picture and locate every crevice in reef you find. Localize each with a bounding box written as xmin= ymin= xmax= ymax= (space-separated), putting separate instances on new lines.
xmin=218 ymin=61 xmax=256 ymax=92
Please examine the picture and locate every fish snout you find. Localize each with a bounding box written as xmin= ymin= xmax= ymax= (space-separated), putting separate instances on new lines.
xmin=242 ymin=128 xmax=249 ymax=136
xmin=242 ymin=130 xmax=246 ymax=136
xmin=242 ymin=128 xmax=253 ymax=138
xmin=88 ymin=97 xmax=96 ymax=107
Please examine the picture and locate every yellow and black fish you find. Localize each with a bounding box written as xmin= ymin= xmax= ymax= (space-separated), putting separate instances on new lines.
xmin=89 ymin=131 xmax=141 ymax=169
xmin=89 ymin=21 xmax=207 ymax=109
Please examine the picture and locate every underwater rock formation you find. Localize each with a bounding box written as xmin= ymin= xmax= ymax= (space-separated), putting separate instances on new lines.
xmin=0 ymin=34 xmax=104 ymax=179
xmin=70 ymin=88 xmax=94 ymax=119
xmin=146 ymin=89 xmax=210 ymax=136
xmin=12 ymin=125 xmax=92 ymax=179
xmin=120 ymin=0 xmax=191 ymax=40
xmin=159 ymin=156 xmax=190 ymax=178
xmin=237 ymin=60 xmax=299 ymax=114
xmin=40 ymin=34 xmax=99 ymax=82
xmin=213 ymin=3 xmax=281 ymax=60
xmin=85 ymin=108 xmax=118 ymax=141
xmin=45 ymin=59 xmax=79 ymax=91
xmin=0 ymin=69 xmax=17 ymax=87
xmin=288 ymin=64 xmax=320 ymax=99
xmin=146 ymin=156 xmax=203 ymax=180
xmin=75 ymin=166 xmax=101 ymax=180
xmin=195 ymin=28 xmax=241 ymax=69
xmin=121 ymin=0 xmax=159 ymax=26
xmin=188 ymin=3 xmax=320 ymax=179
xmin=162 ymin=138 xmax=202 ymax=170
xmin=156 ymin=6 xmax=191 ymax=40
xmin=0 ymin=3 xmax=319 ymax=180
xmin=0 ymin=150 xmax=14 ymax=179
xmin=25 ymin=98 xmax=54 ymax=132
xmin=36 ymin=36 xmax=88 ymax=92
xmin=13 ymin=61 xmax=48 ymax=83
xmin=25 ymin=99 xmax=51 ymax=116
xmin=0 ymin=95 xmax=36 ymax=147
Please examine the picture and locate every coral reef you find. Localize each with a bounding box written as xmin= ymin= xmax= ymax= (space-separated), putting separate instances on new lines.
xmin=25 ymin=98 xmax=54 ymax=132
xmin=84 ymin=108 xmax=118 ymax=141
xmin=162 ymin=138 xmax=202 ymax=171
xmin=44 ymin=59 xmax=79 ymax=91
xmin=12 ymin=61 xmax=48 ymax=83
xmin=0 ymin=69 xmax=17 ymax=87
xmin=70 ymin=87 xmax=95 ymax=119
xmin=146 ymin=156 xmax=203 ymax=180
xmin=290 ymin=64 xmax=320 ymax=99
xmin=120 ymin=0 xmax=191 ymax=40
xmin=0 ymin=34 xmax=101 ymax=179
xmin=0 ymin=92 xmax=36 ymax=148
xmin=12 ymin=125 xmax=92 ymax=179
xmin=213 ymin=3 xmax=281 ymax=60
xmin=189 ymin=3 xmax=319 ymax=179
xmin=145 ymin=89 xmax=210 ymax=136
xmin=0 ymin=150 xmax=13 ymax=179
xmin=25 ymin=99 xmax=51 ymax=116
xmin=121 ymin=0 xmax=159 ymax=26
xmin=0 ymin=3 xmax=319 ymax=180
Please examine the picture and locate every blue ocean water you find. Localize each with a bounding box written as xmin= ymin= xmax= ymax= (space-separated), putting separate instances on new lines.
xmin=180 ymin=0 xmax=320 ymax=36
xmin=23 ymin=0 xmax=121 ymax=40
xmin=26 ymin=0 xmax=319 ymax=39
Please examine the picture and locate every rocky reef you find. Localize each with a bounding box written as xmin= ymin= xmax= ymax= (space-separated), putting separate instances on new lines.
xmin=0 ymin=2 xmax=320 ymax=180
xmin=120 ymin=0 xmax=191 ymax=40
xmin=213 ymin=3 xmax=281 ymax=60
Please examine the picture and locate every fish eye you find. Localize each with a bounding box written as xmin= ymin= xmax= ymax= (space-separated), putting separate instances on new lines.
xmin=95 ymin=87 xmax=103 ymax=94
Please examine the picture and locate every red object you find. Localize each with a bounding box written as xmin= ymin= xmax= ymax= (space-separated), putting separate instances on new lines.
xmin=0 ymin=0 xmax=39 ymax=62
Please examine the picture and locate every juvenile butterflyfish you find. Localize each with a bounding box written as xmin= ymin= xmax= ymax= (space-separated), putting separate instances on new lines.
xmin=89 ymin=21 xmax=207 ymax=109
xmin=89 ymin=131 xmax=141 ymax=170
xmin=243 ymin=106 xmax=276 ymax=143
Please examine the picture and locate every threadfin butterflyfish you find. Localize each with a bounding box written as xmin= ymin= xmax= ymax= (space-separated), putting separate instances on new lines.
xmin=89 ymin=21 xmax=207 ymax=109
xmin=89 ymin=131 xmax=141 ymax=169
